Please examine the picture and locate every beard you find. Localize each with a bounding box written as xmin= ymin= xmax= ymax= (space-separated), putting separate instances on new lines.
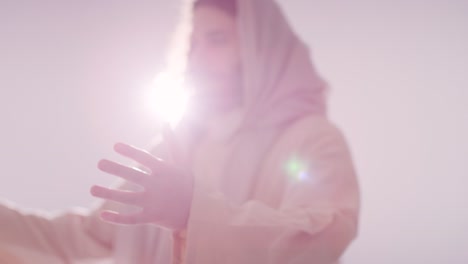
xmin=190 ymin=85 xmax=240 ymax=115
xmin=186 ymin=70 xmax=242 ymax=113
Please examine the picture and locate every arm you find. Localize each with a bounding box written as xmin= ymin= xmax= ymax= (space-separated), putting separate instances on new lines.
xmin=0 ymin=138 xmax=168 ymax=261
xmin=0 ymin=184 xmax=122 ymax=261
xmin=185 ymin=118 xmax=360 ymax=264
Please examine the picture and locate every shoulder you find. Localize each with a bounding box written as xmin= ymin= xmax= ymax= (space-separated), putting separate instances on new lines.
xmin=261 ymin=114 xmax=355 ymax=183
xmin=273 ymin=114 xmax=348 ymax=154
xmin=255 ymin=114 xmax=356 ymax=204
xmin=261 ymin=114 xmax=351 ymax=173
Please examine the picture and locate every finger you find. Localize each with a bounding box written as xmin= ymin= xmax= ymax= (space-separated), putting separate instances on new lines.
xmin=90 ymin=185 xmax=144 ymax=206
xmin=114 ymin=142 xmax=165 ymax=172
xmin=98 ymin=159 xmax=149 ymax=185
xmin=100 ymin=210 xmax=143 ymax=225
xmin=162 ymin=123 xmax=184 ymax=165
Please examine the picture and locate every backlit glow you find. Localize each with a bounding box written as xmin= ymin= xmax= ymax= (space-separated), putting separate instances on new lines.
xmin=145 ymin=72 xmax=190 ymax=127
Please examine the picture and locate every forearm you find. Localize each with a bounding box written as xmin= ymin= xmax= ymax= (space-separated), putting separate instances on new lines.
xmin=0 ymin=201 xmax=113 ymax=261
xmin=267 ymin=210 xmax=357 ymax=264
xmin=186 ymin=192 xmax=357 ymax=264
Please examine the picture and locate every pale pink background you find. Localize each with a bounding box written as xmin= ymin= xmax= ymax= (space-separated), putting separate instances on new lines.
xmin=1 ymin=1 xmax=467 ymax=263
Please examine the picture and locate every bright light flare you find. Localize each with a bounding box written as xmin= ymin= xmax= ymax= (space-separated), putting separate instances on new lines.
xmin=145 ymin=72 xmax=191 ymax=127
xmin=284 ymin=155 xmax=311 ymax=182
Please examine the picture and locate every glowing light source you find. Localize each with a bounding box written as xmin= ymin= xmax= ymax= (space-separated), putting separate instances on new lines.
xmin=145 ymin=72 xmax=191 ymax=127
xmin=284 ymin=155 xmax=310 ymax=182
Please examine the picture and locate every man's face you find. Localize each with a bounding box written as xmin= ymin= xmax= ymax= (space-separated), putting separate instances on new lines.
xmin=186 ymin=5 xmax=242 ymax=110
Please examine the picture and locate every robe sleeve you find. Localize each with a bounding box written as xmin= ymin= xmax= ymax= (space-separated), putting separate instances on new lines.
xmin=0 ymin=182 xmax=126 ymax=261
xmin=185 ymin=119 xmax=360 ymax=264
xmin=0 ymin=138 xmax=168 ymax=262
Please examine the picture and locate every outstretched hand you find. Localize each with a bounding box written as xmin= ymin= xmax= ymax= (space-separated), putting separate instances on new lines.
xmin=90 ymin=125 xmax=193 ymax=230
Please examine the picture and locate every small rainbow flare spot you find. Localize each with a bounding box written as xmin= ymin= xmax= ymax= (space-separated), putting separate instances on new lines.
xmin=284 ymin=155 xmax=310 ymax=182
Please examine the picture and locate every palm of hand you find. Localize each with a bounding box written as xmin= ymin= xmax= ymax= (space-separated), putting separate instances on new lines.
xmin=90 ymin=125 xmax=193 ymax=230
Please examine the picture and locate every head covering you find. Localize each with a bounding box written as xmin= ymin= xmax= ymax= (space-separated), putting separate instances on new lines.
xmin=162 ymin=0 xmax=330 ymax=204
xmin=236 ymin=0 xmax=328 ymax=131
xmin=180 ymin=0 xmax=329 ymax=205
